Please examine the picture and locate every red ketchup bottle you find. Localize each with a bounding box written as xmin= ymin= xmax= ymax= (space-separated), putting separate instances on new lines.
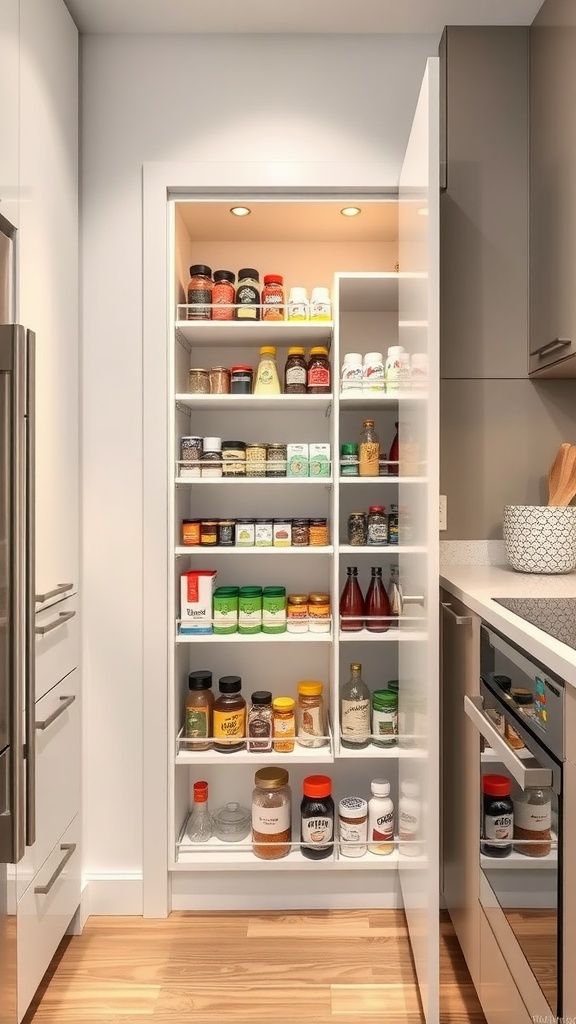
xmin=340 ymin=566 xmax=364 ymax=632
xmin=364 ymin=566 xmax=391 ymax=633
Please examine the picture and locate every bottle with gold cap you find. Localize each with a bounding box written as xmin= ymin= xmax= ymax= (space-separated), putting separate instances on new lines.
xmin=297 ymin=681 xmax=327 ymax=748
xmin=254 ymin=345 xmax=281 ymax=395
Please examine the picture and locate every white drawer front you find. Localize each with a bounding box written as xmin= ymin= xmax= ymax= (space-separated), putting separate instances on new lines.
xmin=480 ymin=911 xmax=532 ymax=1024
xmin=17 ymin=815 xmax=80 ymax=1021
xmin=35 ymin=593 xmax=79 ymax=702
xmin=17 ymin=670 xmax=80 ymax=901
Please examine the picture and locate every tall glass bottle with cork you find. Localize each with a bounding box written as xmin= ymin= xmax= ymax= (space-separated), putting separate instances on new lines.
xmin=340 ymin=662 xmax=371 ymax=749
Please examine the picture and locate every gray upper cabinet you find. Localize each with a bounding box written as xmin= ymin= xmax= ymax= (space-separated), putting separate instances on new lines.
xmin=440 ymin=28 xmax=529 ymax=380
xmin=530 ymin=5 xmax=576 ymax=378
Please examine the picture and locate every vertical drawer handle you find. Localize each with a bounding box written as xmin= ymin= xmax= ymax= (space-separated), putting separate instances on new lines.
xmin=35 ymin=695 xmax=76 ymax=731
xmin=35 ymin=610 xmax=76 ymax=635
xmin=34 ymin=843 xmax=76 ymax=895
xmin=35 ymin=582 xmax=74 ymax=603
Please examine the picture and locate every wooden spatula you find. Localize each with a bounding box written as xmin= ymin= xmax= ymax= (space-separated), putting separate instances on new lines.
xmin=548 ymin=443 xmax=572 ymax=505
xmin=550 ymin=444 xmax=576 ymax=506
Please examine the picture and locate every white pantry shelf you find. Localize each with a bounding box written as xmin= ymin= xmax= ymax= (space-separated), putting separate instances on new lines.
xmin=173 ymin=834 xmax=400 ymax=871
xmin=175 ymin=744 xmax=334 ymax=766
xmin=337 ymin=743 xmax=427 ymax=760
xmin=176 ymin=630 xmax=332 ymax=644
xmin=176 ymin=393 xmax=333 ymax=413
xmin=480 ymin=845 xmax=557 ymax=870
xmin=339 ymin=392 xmax=427 ymax=410
xmin=339 ymin=628 xmax=427 ymax=643
xmin=175 ymin=545 xmax=334 ymax=556
xmin=176 ymin=476 xmax=333 ymax=486
xmin=339 ymin=544 xmax=427 ymax=555
xmin=338 ymin=476 xmax=426 ymax=485
xmin=176 ymin=319 xmax=333 ymax=347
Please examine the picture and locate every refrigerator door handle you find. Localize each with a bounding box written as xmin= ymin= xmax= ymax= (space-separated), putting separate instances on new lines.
xmin=25 ymin=329 xmax=36 ymax=847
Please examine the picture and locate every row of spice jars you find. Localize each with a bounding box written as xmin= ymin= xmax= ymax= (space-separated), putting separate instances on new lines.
xmin=188 ymin=346 xmax=332 ymax=397
xmin=181 ymin=517 xmax=330 ymax=548
xmin=186 ymin=265 xmax=332 ymax=322
xmin=179 ymin=437 xmax=331 ymax=478
xmin=212 ymin=585 xmax=331 ymax=635
xmin=347 ymin=506 xmax=399 ymax=546
xmin=184 ymin=673 xmax=329 ymax=752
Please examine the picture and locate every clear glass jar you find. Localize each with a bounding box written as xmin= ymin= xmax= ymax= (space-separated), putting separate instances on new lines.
xmin=359 ymin=419 xmax=380 ymax=476
xmin=247 ymin=690 xmax=273 ymax=753
xmin=513 ymin=786 xmax=552 ymax=857
xmin=212 ymin=270 xmax=235 ymax=321
xmin=308 ymin=592 xmax=331 ymax=633
xmin=297 ymin=681 xmax=327 ymax=748
xmin=348 ymin=512 xmax=367 ymax=546
xmin=252 ymin=767 xmax=292 ymax=860
xmin=367 ymin=505 xmax=388 ymax=545
xmin=273 ymin=697 xmax=296 ymax=753
xmin=187 ymin=264 xmax=213 ymax=321
xmin=287 ymin=593 xmax=309 ymax=634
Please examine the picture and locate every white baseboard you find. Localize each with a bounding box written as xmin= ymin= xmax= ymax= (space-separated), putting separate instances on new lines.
xmin=171 ymin=872 xmax=402 ymax=912
xmin=82 ymin=873 xmax=143 ymax=915
xmin=171 ymin=892 xmax=403 ymax=911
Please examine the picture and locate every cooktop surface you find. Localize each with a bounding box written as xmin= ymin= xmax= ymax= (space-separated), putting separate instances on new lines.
xmin=493 ymin=597 xmax=576 ymax=650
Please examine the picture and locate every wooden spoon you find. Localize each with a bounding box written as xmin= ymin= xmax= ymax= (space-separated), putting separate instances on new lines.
xmin=550 ymin=444 xmax=576 ymax=507
xmin=548 ymin=442 xmax=572 ymax=505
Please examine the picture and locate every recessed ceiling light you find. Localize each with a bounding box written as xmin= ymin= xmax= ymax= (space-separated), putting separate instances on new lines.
xmin=417 ymin=207 xmax=429 ymax=216
xmin=340 ymin=207 xmax=361 ymax=217
xmin=230 ymin=206 xmax=251 ymax=217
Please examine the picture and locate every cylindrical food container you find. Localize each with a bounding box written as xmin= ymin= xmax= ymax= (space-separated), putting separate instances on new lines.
xmin=222 ymin=441 xmax=246 ymax=477
xmin=230 ymin=365 xmax=253 ymax=394
xmin=217 ymin=520 xmax=235 ymax=546
xmin=238 ymin=586 xmax=262 ymax=634
xmin=252 ymin=768 xmax=291 ymax=860
xmin=308 ymin=592 xmax=331 ymax=633
xmin=255 ymin=518 xmax=273 ymax=547
xmin=266 ymin=443 xmax=287 ymax=477
xmin=235 ymin=519 xmax=255 ymax=547
xmin=273 ymin=520 xmax=292 ymax=547
xmin=200 ymin=520 xmax=218 ymax=546
xmin=503 ymin=505 xmax=576 ymax=574
xmin=180 ymin=436 xmax=203 ymax=478
xmin=262 ymin=586 xmax=287 ymax=634
xmin=339 ymin=797 xmax=368 ymax=858
xmin=209 ymin=366 xmax=231 ymax=394
xmin=291 ymin=518 xmax=310 ymax=546
xmin=245 ymin=443 xmax=267 ymax=477
xmin=213 ymin=587 xmax=239 ymax=635
xmin=287 ymin=594 xmax=309 ymax=634
xmin=181 ymin=519 xmax=200 ymax=546
xmin=188 ymin=369 xmax=210 ymax=394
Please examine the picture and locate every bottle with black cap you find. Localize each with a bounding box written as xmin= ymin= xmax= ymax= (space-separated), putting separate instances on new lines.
xmin=213 ymin=676 xmax=246 ymax=753
xmin=185 ymin=670 xmax=214 ymax=751
xmin=235 ymin=269 xmax=261 ymax=320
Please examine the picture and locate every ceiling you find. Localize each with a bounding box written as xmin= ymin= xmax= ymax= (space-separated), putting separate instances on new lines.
xmin=63 ymin=0 xmax=545 ymax=34
xmin=177 ymin=202 xmax=399 ymax=244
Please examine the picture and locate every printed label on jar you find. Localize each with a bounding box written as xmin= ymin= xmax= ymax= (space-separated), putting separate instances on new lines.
xmin=255 ymin=524 xmax=273 ymax=546
xmin=341 ymin=365 xmax=363 ymax=390
xmin=252 ymin=804 xmax=291 ymax=835
xmin=308 ymin=365 xmax=330 ymax=388
xmin=341 ymin=699 xmax=370 ymax=737
xmin=310 ymin=300 xmax=331 ymax=319
xmin=288 ymin=302 xmax=308 ymax=320
xmin=340 ymin=820 xmax=367 ymax=845
xmin=185 ymin=707 xmax=208 ymax=739
xmin=373 ymin=811 xmax=394 ymax=843
xmin=359 ymin=443 xmax=379 ymax=473
xmin=299 ymin=705 xmax=323 ymax=738
xmin=514 ymin=802 xmax=551 ymax=832
xmin=373 ymin=708 xmax=397 ymax=737
xmin=213 ymin=709 xmax=245 ymax=740
xmin=302 ymin=816 xmax=333 ymax=846
xmin=274 ymin=718 xmax=294 ymax=736
xmin=187 ymin=287 xmax=211 ymax=316
xmin=237 ymin=285 xmax=259 ymax=305
xmin=368 ymin=523 xmax=388 ymax=544
xmin=286 ymin=365 xmax=307 ymax=387
xmin=263 ymin=607 xmax=286 ymax=627
xmin=484 ymin=813 xmax=513 ymax=841
xmin=399 ymin=810 xmax=419 ymax=841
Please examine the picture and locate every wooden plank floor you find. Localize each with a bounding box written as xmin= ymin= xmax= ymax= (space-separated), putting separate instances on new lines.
xmin=23 ymin=910 xmax=486 ymax=1024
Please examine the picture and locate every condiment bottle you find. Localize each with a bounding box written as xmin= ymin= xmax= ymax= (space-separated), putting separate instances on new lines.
xmin=185 ymin=670 xmax=214 ymax=751
xmin=262 ymin=274 xmax=285 ymax=320
xmin=341 ymin=352 xmax=363 ymax=392
xmin=365 ymin=567 xmax=391 ymax=633
xmin=363 ymin=351 xmax=385 ymax=392
xmin=513 ymin=786 xmax=552 ymax=857
xmin=186 ymin=781 xmax=213 ymax=843
xmin=306 ymin=346 xmax=331 ymax=394
xmin=254 ymin=345 xmax=281 ymax=395
xmin=252 ymin=767 xmax=292 ymax=860
xmin=296 ymin=681 xmax=327 ymax=748
xmin=339 ymin=797 xmax=368 ymax=858
xmin=211 ymin=269 xmax=235 ymax=320
xmin=235 ymin=268 xmax=260 ymax=320
xmin=388 ymin=565 xmax=403 ymax=622
xmin=301 ymin=775 xmax=334 ymax=860
xmin=284 ymin=346 xmax=307 ymax=394
xmin=273 ymin=697 xmax=296 ymax=753
xmin=287 ymin=286 xmax=309 ymax=321
xmin=213 ymin=676 xmax=246 ymax=753
xmin=368 ymin=779 xmax=395 ymax=855
xmin=310 ymin=287 xmax=332 ymax=321
xmin=340 ymin=566 xmax=364 ymax=632
xmin=340 ymin=662 xmax=371 ymax=749
xmin=187 ymin=264 xmax=212 ymax=321
xmin=399 ymin=779 xmax=421 ymax=857
xmin=387 ymin=505 xmax=399 ymax=545
xmin=385 ymin=345 xmax=404 ymax=392
xmin=247 ymin=691 xmax=273 ymax=753
xmin=359 ymin=419 xmax=380 ymax=476
xmin=481 ymin=775 xmax=513 ymax=858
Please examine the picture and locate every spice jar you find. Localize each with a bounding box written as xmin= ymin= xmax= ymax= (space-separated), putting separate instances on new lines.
xmin=481 ymin=774 xmax=513 ymax=858
xmin=221 ymin=440 xmax=246 ymax=476
xmin=308 ymin=592 xmax=331 ymax=633
xmin=262 ymin=274 xmax=285 ymax=320
xmin=238 ymin=585 xmax=262 ymax=634
xmin=188 ymin=369 xmax=210 ymax=394
xmin=212 ymin=802 xmax=251 ymax=843
xmin=513 ymin=786 xmax=552 ymax=857
xmin=235 ymin=519 xmax=255 ymax=547
xmin=310 ymin=287 xmax=332 ymax=322
xmin=273 ymin=697 xmax=296 ymax=753
xmin=309 ymin=518 xmax=329 ymax=547
xmin=297 ymin=681 xmax=327 ymax=748
xmin=339 ymin=797 xmax=368 ymax=858
xmin=284 ymin=346 xmax=307 ymax=394
xmin=307 ymin=347 xmax=331 ymax=394
xmin=273 ymin=520 xmax=292 ymax=547
xmin=291 ymin=519 xmax=310 ymax=547
xmin=185 ymin=670 xmax=214 ymax=752
xmin=348 ymin=512 xmax=368 ymax=546
xmin=201 ymin=436 xmax=222 ymax=478
xmin=187 ymin=264 xmax=213 ymax=320
xmin=367 ymin=505 xmax=388 ymax=545
xmin=288 ymin=287 xmax=309 ymax=321
xmin=387 ymin=504 xmax=399 ymax=545
xmin=217 ymin=520 xmax=235 ymax=546
xmin=262 ymin=586 xmax=287 ymax=634
xmin=245 ymin=443 xmax=267 ymax=477
xmin=230 ymin=366 xmax=253 ymax=395
xmin=287 ymin=593 xmax=309 ymax=634
xmin=180 ymin=436 xmax=203 ymax=478
xmin=372 ymin=689 xmax=397 ymax=748
xmin=247 ymin=691 xmax=273 ymax=753
xmin=255 ymin=518 xmax=273 ymax=547
xmin=266 ymin=443 xmax=287 ymax=477
xmin=505 ymin=689 xmax=533 ymax=750
xmin=211 ymin=269 xmax=235 ymax=320
xmin=213 ymin=676 xmax=246 ymax=753
xmin=235 ymin=268 xmax=260 ymax=320
xmin=209 ymin=366 xmax=231 ymax=394
xmin=252 ymin=767 xmax=292 ymax=860
xmin=181 ymin=519 xmax=200 ymax=546
xmin=341 ymin=443 xmax=359 ymax=476
xmin=213 ymin=587 xmax=239 ymax=636
xmin=301 ymin=775 xmax=334 ymax=860
xmin=200 ymin=520 xmax=218 ymax=546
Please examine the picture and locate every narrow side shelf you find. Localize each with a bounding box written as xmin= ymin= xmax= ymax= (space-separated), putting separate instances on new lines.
xmin=175 ymin=546 xmax=334 ymax=556
xmin=176 ymin=394 xmax=333 ymax=413
xmin=176 ymin=631 xmax=333 ymax=644
xmin=173 ymin=835 xmax=401 ymax=871
xmin=176 ymin=320 xmax=333 ymax=347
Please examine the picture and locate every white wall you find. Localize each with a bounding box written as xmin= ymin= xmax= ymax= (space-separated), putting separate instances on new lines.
xmin=80 ymin=32 xmax=438 ymax=895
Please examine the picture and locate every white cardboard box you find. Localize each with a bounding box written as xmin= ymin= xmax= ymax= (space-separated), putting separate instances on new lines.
xmin=180 ymin=570 xmax=217 ymax=634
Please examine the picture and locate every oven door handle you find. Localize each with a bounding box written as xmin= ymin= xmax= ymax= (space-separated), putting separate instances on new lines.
xmin=464 ymin=695 xmax=553 ymax=789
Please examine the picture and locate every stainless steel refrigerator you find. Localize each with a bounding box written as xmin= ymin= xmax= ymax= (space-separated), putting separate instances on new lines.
xmin=0 ymin=214 xmax=36 ymax=1024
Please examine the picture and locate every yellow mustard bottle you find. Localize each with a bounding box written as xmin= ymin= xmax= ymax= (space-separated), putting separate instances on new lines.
xmin=254 ymin=345 xmax=281 ymax=395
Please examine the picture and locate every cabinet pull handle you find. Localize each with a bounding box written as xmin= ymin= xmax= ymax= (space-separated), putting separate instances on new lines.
xmin=35 ymin=582 xmax=74 ymax=604
xmin=441 ymin=601 xmax=471 ymax=626
xmin=464 ymin=695 xmax=552 ymax=789
xmin=534 ymin=338 xmax=571 ymax=359
xmin=35 ymin=695 xmax=76 ymax=731
xmin=34 ymin=843 xmax=76 ymax=895
xmin=35 ymin=610 xmax=76 ymax=636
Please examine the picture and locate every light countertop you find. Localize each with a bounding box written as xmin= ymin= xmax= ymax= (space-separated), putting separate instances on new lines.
xmin=440 ymin=563 xmax=576 ymax=687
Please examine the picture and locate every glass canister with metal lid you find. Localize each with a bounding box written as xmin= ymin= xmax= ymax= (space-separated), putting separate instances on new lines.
xmin=245 ymin=443 xmax=267 ymax=477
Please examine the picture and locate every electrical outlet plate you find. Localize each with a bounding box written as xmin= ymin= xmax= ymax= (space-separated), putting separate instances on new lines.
xmin=439 ymin=495 xmax=447 ymax=531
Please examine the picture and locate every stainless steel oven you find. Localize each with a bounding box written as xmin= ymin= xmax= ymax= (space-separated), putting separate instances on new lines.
xmin=465 ymin=624 xmax=564 ymax=1021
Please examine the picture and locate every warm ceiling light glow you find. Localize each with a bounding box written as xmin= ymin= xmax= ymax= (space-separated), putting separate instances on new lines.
xmin=340 ymin=206 xmax=361 ymax=217
xmin=417 ymin=207 xmax=429 ymax=216
xmin=230 ymin=206 xmax=251 ymax=217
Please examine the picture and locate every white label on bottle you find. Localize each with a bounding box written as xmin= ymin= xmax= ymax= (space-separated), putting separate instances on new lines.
xmin=341 ymin=699 xmax=370 ymax=738
xmin=286 ymin=365 xmax=307 ymax=387
xmin=372 ymin=810 xmax=394 ymax=843
xmin=484 ymin=812 xmax=513 ymax=841
xmin=399 ymin=807 xmax=419 ymax=841
xmin=340 ymin=819 xmax=368 ymax=845
xmin=274 ymin=717 xmax=294 ymax=736
xmin=299 ymin=705 xmax=323 ymax=739
xmin=310 ymin=299 xmax=331 ymax=319
xmin=363 ymin=363 xmax=385 ymax=392
xmin=252 ymin=804 xmax=291 ymax=835
xmin=373 ymin=708 xmax=397 ymax=738
xmin=514 ymin=801 xmax=551 ymax=832
xmin=288 ymin=301 xmax=308 ymax=320
xmin=341 ymin=364 xmax=363 ymax=390
xmin=263 ymin=607 xmax=287 ymax=627
xmin=302 ymin=816 xmax=333 ymax=846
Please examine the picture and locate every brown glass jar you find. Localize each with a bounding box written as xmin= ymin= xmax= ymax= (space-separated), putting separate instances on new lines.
xmin=284 ymin=346 xmax=307 ymax=394
xmin=187 ymin=264 xmax=213 ymax=320
xmin=307 ymin=346 xmax=331 ymax=394
xmin=213 ymin=676 xmax=246 ymax=753
xmin=252 ymin=768 xmax=292 ymax=860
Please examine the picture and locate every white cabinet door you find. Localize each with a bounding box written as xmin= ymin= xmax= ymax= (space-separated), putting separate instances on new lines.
xmin=0 ymin=0 xmax=19 ymax=232
xmin=19 ymin=0 xmax=79 ymax=596
xmin=398 ymin=58 xmax=440 ymax=1024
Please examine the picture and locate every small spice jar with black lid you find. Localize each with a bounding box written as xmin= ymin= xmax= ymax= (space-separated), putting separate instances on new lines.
xmin=481 ymin=774 xmax=513 ymax=858
xmin=187 ymin=265 xmax=213 ymax=320
xmin=235 ymin=269 xmax=261 ymax=320
xmin=301 ymin=775 xmax=334 ymax=860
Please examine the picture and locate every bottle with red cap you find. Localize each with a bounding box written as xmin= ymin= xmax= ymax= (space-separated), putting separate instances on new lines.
xmin=262 ymin=274 xmax=285 ymax=321
xmin=300 ymin=775 xmax=334 ymax=860
xmin=186 ymin=780 xmax=213 ymax=843
xmin=482 ymin=774 xmax=513 ymax=858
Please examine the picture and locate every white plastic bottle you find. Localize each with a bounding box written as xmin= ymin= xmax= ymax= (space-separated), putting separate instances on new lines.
xmin=385 ymin=345 xmax=404 ymax=392
xmin=310 ymin=286 xmax=332 ymax=321
xmin=368 ymin=779 xmax=394 ymax=855
xmin=287 ymin=287 xmax=309 ymax=321
xmin=341 ymin=352 xmax=363 ymax=392
xmin=398 ymin=778 xmax=421 ymax=857
xmin=363 ymin=351 xmax=385 ymax=392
